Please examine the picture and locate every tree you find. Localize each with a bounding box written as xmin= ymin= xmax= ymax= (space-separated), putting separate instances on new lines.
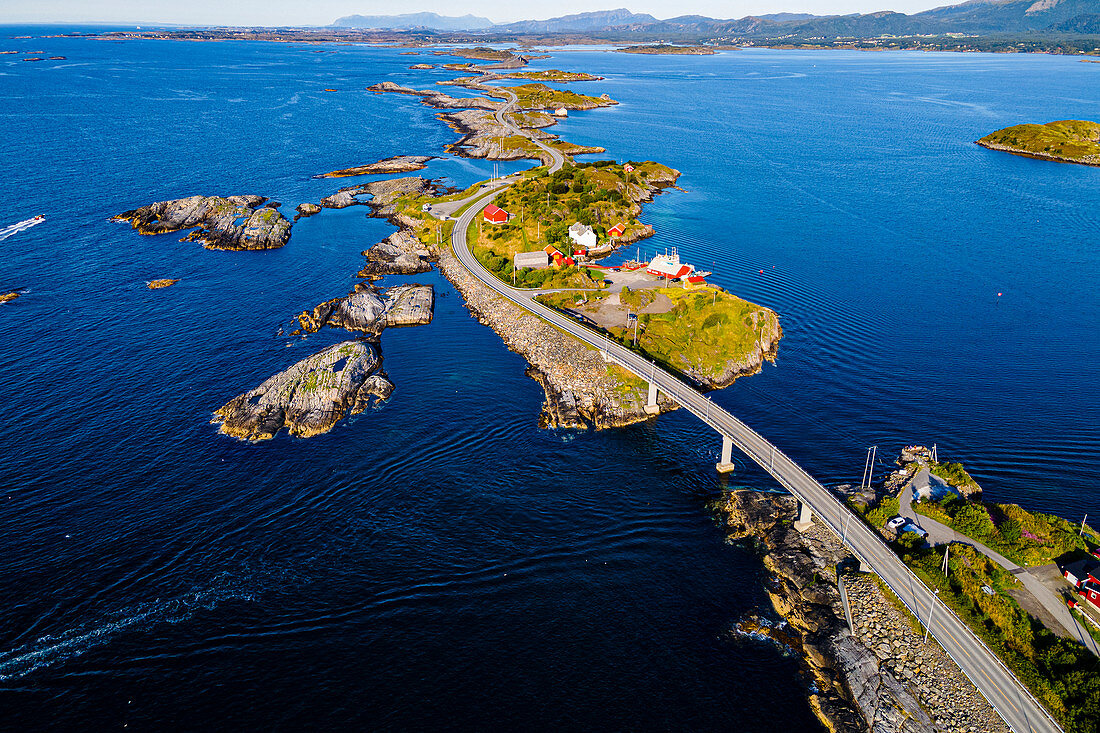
xmin=954 ymin=504 xmax=995 ymax=538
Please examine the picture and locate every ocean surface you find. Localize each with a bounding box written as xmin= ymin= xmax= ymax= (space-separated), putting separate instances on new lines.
xmin=0 ymin=30 xmax=1097 ymax=729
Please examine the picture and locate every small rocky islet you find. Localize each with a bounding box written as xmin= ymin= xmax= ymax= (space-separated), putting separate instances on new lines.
xmin=295 ymin=283 xmax=434 ymax=336
xmin=212 ymin=340 xmax=394 ymax=442
xmin=114 ymin=194 xmax=292 ymax=250
xmin=318 ymin=154 xmax=436 ymax=178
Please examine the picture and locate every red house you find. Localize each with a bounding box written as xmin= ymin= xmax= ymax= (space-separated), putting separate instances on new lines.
xmin=623 ymin=164 xmax=635 ymax=173
xmin=483 ymin=204 xmax=509 ymax=224
xmin=562 ymin=256 xmax=576 ymax=267
xmin=608 ymin=223 xmax=626 ymax=238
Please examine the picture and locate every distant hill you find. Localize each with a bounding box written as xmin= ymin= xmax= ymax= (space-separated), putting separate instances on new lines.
xmin=329 ymin=1 xmax=1100 ymax=38
xmin=496 ymin=9 xmax=658 ymax=33
xmin=331 ymin=12 xmax=493 ymax=31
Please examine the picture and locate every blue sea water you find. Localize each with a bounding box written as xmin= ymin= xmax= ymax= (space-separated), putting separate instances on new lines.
xmin=0 ymin=30 xmax=1098 ymax=729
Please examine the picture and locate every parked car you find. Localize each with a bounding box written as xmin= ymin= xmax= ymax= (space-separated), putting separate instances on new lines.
xmin=905 ymin=523 xmax=929 ymax=540
xmin=886 ymin=516 xmax=907 ymax=530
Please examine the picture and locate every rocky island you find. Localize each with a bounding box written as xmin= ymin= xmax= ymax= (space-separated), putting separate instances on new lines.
xmin=976 ymin=120 xmax=1100 ymax=166
xmin=295 ymin=283 xmax=434 ymax=335
xmin=318 ymin=155 xmax=436 ymax=178
xmin=114 ymin=194 xmax=292 ymax=250
xmin=213 ymin=341 xmax=393 ymax=441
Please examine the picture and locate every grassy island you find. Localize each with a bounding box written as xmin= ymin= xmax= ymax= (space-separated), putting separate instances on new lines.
xmin=483 ymin=83 xmax=617 ymax=110
xmin=614 ymin=44 xmax=717 ymax=55
xmin=977 ymin=120 xmax=1100 ymax=166
xmin=497 ymin=70 xmax=602 ymax=82
xmin=536 ymin=286 xmax=780 ymax=387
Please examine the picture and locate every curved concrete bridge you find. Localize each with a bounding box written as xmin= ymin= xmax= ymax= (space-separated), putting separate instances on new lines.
xmin=447 ymin=86 xmax=1062 ymax=733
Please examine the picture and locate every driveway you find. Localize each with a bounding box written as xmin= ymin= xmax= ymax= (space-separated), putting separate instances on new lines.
xmin=900 ymin=468 xmax=1100 ymax=655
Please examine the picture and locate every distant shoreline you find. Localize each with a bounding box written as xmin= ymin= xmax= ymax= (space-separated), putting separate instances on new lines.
xmin=25 ymin=28 xmax=1100 ymax=58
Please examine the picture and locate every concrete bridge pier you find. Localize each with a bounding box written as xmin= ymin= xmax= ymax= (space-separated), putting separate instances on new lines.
xmin=644 ymin=381 xmax=660 ymax=415
xmin=794 ymin=500 xmax=814 ymax=532
xmin=716 ymin=435 xmax=736 ymax=474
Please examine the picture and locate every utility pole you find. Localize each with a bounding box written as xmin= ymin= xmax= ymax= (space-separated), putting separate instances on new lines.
xmin=861 ymin=447 xmax=873 ymax=491
xmin=941 ymin=544 xmax=950 ymax=576
xmin=1081 ymin=514 xmax=1089 ymax=537
xmin=932 ymin=443 xmax=938 ymax=463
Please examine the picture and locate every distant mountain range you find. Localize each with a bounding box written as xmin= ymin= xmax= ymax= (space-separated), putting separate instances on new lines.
xmin=331 ymin=12 xmax=494 ymax=31
xmin=331 ymin=1 xmax=1100 ymax=37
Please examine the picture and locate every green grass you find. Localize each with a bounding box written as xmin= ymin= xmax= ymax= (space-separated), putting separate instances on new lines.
xmin=537 ymin=285 xmax=778 ymax=386
xmin=979 ymin=120 xmax=1100 ymax=163
xmin=466 ymin=161 xmax=675 ymax=263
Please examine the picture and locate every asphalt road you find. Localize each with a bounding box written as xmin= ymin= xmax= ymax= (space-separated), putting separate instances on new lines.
xmin=445 ymin=92 xmax=1063 ymax=733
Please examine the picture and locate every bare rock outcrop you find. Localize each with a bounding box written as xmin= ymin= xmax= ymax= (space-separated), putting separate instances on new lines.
xmin=296 ymin=284 xmax=434 ymax=335
xmin=213 ymin=340 xmax=393 ymax=441
xmin=295 ymin=202 xmax=322 ymax=219
xmin=358 ymin=230 xmax=432 ymax=277
xmin=114 ymin=195 xmax=292 ymax=250
xmin=321 ymin=177 xmax=439 ymax=212
xmin=382 ymin=283 xmax=434 ymax=327
xmin=367 ymin=81 xmax=501 ymax=110
xmin=318 ymin=155 xmax=436 ymax=178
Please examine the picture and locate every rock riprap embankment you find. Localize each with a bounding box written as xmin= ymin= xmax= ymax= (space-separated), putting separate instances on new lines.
xmin=114 ymin=195 xmax=292 ymax=250
xmin=435 ymin=244 xmax=663 ymax=429
xmin=297 ymin=284 xmax=434 ymax=335
xmin=213 ymin=341 xmax=393 ymax=441
xmin=717 ymin=491 xmax=1009 ymax=733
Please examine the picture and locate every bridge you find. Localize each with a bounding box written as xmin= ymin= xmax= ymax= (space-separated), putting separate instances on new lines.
xmin=444 ymin=89 xmax=1062 ymax=733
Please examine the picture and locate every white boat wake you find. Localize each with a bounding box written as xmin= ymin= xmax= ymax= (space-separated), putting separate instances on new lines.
xmin=0 ymin=216 xmax=45 ymax=242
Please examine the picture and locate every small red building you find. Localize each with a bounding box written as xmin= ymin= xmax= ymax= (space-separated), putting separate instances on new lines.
xmin=608 ymin=223 xmax=626 ymax=238
xmin=483 ymin=204 xmax=509 ymax=224
xmin=562 ymin=257 xmax=576 ymax=267
xmin=1063 ymin=558 xmax=1100 ymax=610
xmin=623 ymin=164 xmax=635 ymax=173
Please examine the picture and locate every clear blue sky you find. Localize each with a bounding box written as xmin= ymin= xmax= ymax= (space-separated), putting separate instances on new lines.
xmin=1 ymin=1 xmax=955 ymax=26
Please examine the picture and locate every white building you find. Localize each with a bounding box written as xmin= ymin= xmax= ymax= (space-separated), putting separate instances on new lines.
xmin=568 ymin=222 xmax=597 ymax=249
xmin=514 ymin=250 xmax=550 ymax=269
xmin=646 ymin=250 xmax=694 ymax=280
